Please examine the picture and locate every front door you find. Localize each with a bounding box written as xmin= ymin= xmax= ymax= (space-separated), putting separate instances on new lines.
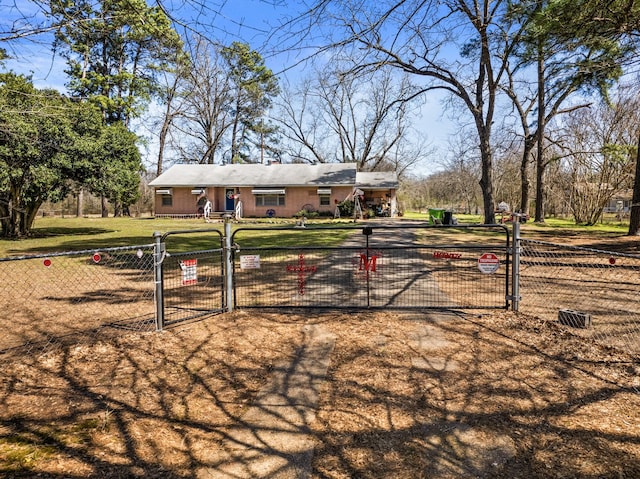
xmin=225 ymin=188 xmax=235 ymax=211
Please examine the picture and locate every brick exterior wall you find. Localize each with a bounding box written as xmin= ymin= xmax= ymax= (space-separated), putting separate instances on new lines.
xmin=154 ymin=185 xmax=397 ymax=218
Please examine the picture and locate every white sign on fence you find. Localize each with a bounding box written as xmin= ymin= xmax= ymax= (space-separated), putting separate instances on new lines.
xmin=478 ymin=252 xmax=500 ymax=274
xmin=180 ymin=259 xmax=198 ymax=285
xmin=240 ymin=255 xmax=261 ymax=269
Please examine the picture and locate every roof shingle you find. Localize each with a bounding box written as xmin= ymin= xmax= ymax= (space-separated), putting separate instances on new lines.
xmin=149 ymin=163 xmax=359 ymax=187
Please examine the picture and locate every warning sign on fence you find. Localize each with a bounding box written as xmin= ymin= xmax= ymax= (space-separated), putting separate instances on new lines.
xmin=180 ymin=259 xmax=198 ymax=285
xmin=240 ymin=255 xmax=261 ymax=269
xmin=478 ymin=252 xmax=500 ymax=274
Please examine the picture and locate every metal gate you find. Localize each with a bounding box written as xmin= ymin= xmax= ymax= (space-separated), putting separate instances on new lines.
xmin=156 ymin=228 xmax=225 ymax=327
xmin=231 ymin=224 xmax=510 ymax=310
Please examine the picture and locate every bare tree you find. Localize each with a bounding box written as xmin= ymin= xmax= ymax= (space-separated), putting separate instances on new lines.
xmin=0 ymin=1 xmax=55 ymax=45
xmin=276 ymin=77 xmax=332 ymax=164
xmin=279 ymin=0 xmax=532 ymax=224
xmin=500 ymin=43 xmax=593 ymax=219
xmin=154 ymin=48 xmax=191 ymax=175
xmin=276 ymin=66 xmax=428 ymax=172
xmin=555 ymin=89 xmax=640 ymax=224
xmin=439 ymin=132 xmax=483 ymax=213
xmin=169 ymin=37 xmax=233 ymax=164
xmin=501 ymin=1 xmax=624 ymax=222
xmin=398 ymin=175 xmax=433 ymax=213
xmin=492 ymin=136 xmax=523 ymax=215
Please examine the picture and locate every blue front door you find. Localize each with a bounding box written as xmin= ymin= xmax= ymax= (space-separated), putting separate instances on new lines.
xmin=225 ymin=188 xmax=235 ymax=211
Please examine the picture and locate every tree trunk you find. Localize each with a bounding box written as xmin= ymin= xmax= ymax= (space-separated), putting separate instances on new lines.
xmin=6 ymin=197 xmax=18 ymax=238
xmin=101 ymin=195 xmax=109 ymax=217
xmin=520 ymin=137 xmax=534 ymax=216
xmin=7 ymin=189 xmax=22 ymax=237
xmin=0 ymin=201 xmax=8 ymax=237
xmin=157 ymin=96 xmax=176 ymax=175
xmin=157 ymin=121 xmax=168 ymax=175
xmin=76 ymin=189 xmax=83 ymax=217
xmin=1 ymin=191 xmax=42 ymax=238
xmin=478 ymin=133 xmax=496 ymax=225
xmin=534 ymin=45 xmax=546 ymax=223
xmin=534 ymin=152 xmax=545 ymax=222
xmin=230 ymin=91 xmax=241 ymax=163
xmin=23 ymin=200 xmax=42 ymax=237
xmin=627 ymin=133 xmax=640 ymax=235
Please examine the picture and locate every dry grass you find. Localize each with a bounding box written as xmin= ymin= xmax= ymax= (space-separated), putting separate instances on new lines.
xmin=1 ymin=225 xmax=639 ymax=477
xmin=1 ymin=310 xmax=638 ymax=478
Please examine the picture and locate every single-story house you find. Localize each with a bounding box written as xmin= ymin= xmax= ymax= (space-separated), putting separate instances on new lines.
xmin=148 ymin=162 xmax=399 ymax=218
xmin=603 ymin=189 xmax=632 ymax=214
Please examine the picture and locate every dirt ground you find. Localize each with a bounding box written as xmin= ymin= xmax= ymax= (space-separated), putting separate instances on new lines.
xmin=519 ymin=223 xmax=640 ymax=255
xmin=1 ymin=308 xmax=638 ymax=478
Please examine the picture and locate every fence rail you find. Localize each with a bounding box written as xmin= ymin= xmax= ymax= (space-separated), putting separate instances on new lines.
xmin=231 ymin=223 xmax=510 ymax=310
xmin=158 ymin=228 xmax=226 ymax=327
xmin=0 ymin=244 xmax=157 ymax=359
xmin=1 ymin=220 xmax=639 ymax=361
xmin=518 ymin=237 xmax=640 ymax=356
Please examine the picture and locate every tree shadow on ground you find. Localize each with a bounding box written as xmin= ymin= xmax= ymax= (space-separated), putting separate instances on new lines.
xmin=0 ymin=310 xmax=638 ymax=478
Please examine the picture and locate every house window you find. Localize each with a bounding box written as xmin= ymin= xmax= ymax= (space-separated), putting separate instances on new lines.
xmin=161 ymin=195 xmax=173 ymax=206
xmin=317 ymin=188 xmax=331 ymax=206
xmin=252 ymin=188 xmax=286 ymax=207
xmin=255 ymin=194 xmax=285 ymax=207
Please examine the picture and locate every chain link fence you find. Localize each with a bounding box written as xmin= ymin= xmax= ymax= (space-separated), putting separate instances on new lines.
xmin=231 ymin=224 xmax=510 ymax=310
xmin=2 ymin=224 xmax=639 ymax=363
xmin=0 ymin=244 xmax=156 ymax=361
xmin=159 ymin=228 xmax=226 ymax=325
xmin=518 ymin=238 xmax=640 ymax=356
xmin=232 ymin=245 xmax=509 ymax=309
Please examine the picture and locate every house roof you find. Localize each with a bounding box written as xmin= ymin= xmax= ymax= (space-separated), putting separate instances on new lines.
xmin=355 ymin=171 xmax=399 ymax=189
xmin=149 ymin=163 xmax=359 ymax=187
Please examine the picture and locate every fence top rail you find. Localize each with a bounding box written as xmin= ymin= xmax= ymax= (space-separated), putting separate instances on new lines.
xmin=159 ymin=228 xmax=223 ymax=242
xmin=0 ymin=243 xmax=156 ymax=262
xmin=232 ymin=222 xmax=510 ymax=235
xmin=520 ymin=237 xmax=640 ymax=259
xmin=168 ymin=248 xmax=224 ymax=257
xmin=233 ymin=244 xmax=504 ymax=252
xmin=232 ymin=222 xmax=510 ymax=247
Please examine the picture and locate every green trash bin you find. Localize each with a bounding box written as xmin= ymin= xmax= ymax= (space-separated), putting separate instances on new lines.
xmin=428 ymin=208 xmax=445 ymax=224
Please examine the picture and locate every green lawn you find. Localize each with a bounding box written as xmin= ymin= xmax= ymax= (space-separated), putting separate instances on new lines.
xmin=405 ymin=211 xmax=630 ymax=233
xmin=0 ymin=216 xmax=206 ymax=257
xmin=0 ymin=213 xmax=631 ymax=257
xmin=0 ymin=216 xmax=357 ymax=257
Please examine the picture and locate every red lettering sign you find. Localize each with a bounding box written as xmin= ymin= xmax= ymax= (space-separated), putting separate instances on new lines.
xmin=286 ymin=254 xmax=317 ymax=295
xmin=359 ymin=253 xmax=378 ymax=272
xmin=433 ymin=251 xmax=462 ymax=259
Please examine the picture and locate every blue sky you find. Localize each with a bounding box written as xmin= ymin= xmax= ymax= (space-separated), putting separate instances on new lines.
xmin=0 ymin=0 xmax=453 ymax=174
xmin=1 ymin=1 xmax=297 ymax=85
xmin=1 ymin=3 xmax=261 ymax=81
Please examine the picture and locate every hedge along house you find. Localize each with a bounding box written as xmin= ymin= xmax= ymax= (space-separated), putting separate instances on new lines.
xmin=149 ymin=162 xmax=399 ymax=218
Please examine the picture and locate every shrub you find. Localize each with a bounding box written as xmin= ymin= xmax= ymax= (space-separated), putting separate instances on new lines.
xmin=337 ymin=200 xmax=354 ymax=217
xmin=293 ymin=209 xmax=319 ymax=219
